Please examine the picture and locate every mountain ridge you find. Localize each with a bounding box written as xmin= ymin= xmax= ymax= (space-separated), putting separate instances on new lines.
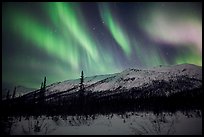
xmin=2 ymin=63 xmax=202 ymax=115
xmin=18 ymin=63 xmax=202 ymax=101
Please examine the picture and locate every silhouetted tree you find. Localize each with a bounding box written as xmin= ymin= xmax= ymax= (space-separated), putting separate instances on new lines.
xmin=6 ymin=90 xmax=10 ymax=100
xmin=41 ymin=82 xmax=43 ymax=91
xmin=40 ymin=82 xmax=44 ymax=100
xmin=43 ymin=76 xmax=46 ymax=91
xmin=78 ymin=71 xmax=87 ymax=111
xmin=79 ymin=70 xmax=85 ymax=100
xmin=12 ymin=87 xmax=16 ymax=99
xmin=80 ymin=71 xmax=84 ymax=93
xmin=39 ymin=77 xmax=46 ymax=106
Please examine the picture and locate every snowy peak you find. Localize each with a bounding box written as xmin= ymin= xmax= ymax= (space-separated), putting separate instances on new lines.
xmin=18 ymin=64 xmax=202 ymax=100
xmin=45 ymin=73 xmax=117 ymax=95
xmin=45 ymin=64 xmax=201 ymax=95
xmin=91 ymin=64 xmax=199 ymax=90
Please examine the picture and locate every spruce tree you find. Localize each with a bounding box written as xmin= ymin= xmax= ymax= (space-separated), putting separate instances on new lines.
xmin=80 ymin=71 xmax=84 ymax=94
xmin=79 ymin=71 xmax=86 ymax=109
xmin=43 ymin=77 xmax=46 ymax=90
xmin=39 ymin=82 xmax=44 ymax=104
xmin=39 ymin=76 xmax=46 ymax=105
xmin=43 ymin=76 xmax=46 ymax=103
xmin=40 ymin=82 xmax=43 ymax=96
xmin=12 ymin=86 xmax=16 ymax=99
xmin=6 ymin=90 xmax=10 ymax=100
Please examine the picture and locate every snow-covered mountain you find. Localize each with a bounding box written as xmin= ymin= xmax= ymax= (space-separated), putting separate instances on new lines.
xmin=85 ymin=64 xmax=202 ymax=98
xmin=45 ymin=73 xmax=117 ymax=96
xmin=21 ymin=64 xmax=202 ymax=101
xmin=2 ymin=85 xmax=36 ymax=100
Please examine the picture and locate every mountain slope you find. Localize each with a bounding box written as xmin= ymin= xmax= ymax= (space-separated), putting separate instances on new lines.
xmin=45 ymin=73 xmax=117 ymax=96
xmin=2 ymin=86 xmax=36 ymax=100
xmin=86 ymin=64 xmax=201 ymax=93
xmin=20 ymin=64 xmax=202 ymax=102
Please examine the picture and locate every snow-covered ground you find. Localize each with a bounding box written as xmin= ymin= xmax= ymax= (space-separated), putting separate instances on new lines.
xmin=6 ymin=110 xmax=202 ymax=135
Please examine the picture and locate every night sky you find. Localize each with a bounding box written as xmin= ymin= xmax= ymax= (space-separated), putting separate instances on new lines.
xmin=2 ymin=2 xmax=202 ymax=89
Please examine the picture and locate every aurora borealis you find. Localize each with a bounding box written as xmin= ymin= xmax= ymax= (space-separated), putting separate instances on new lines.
xmin=2 ymin=2 xmax=202 ymax=89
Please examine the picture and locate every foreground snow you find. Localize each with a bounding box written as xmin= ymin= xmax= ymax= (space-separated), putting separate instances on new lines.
xmin=7 ymin=110 xmax=202 ymax=135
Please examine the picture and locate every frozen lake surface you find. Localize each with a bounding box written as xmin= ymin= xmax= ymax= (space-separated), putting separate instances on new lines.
xmin=2 ymin=110 xmax=202 ymax=135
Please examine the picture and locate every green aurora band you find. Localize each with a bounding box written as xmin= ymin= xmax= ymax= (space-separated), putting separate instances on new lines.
xmin=3 ymin=2 xmax=122 ymax=88
xmin=47 ymin=2 xmax=99 ymax=62
xmin=99 ymin=3 xmax=132 ymax=57
xmin=2 ymin=2 xmax=202 ymax=89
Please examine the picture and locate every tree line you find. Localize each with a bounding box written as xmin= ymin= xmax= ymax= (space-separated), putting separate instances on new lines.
xmin=1 ymin=71 xmax=202 ymax=116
